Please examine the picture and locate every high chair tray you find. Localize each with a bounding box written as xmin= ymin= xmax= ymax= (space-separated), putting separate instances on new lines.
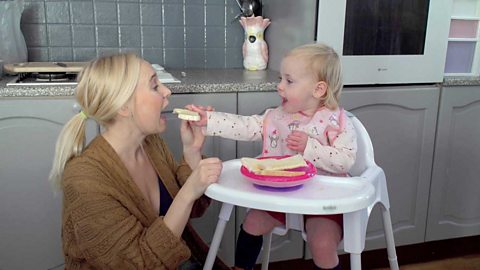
xmin=205 ymin=159 xmax=376 ymax=215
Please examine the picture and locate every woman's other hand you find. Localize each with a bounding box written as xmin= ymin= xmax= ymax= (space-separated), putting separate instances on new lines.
xmin=286 ymin=130 xmax=308 ymax=153
xmin=180 ymin=118 xmax=204 ymax=169
xmin=183 ymin=157 xmax=222 ymax=199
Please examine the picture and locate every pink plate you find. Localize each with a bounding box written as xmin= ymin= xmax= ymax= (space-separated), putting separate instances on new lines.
xmin=240 ymin=155 xmax=317 ymax=188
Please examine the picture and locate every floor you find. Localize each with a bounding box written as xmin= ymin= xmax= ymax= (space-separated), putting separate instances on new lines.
xmin=254 ymin=235 xmax=480 ymax=270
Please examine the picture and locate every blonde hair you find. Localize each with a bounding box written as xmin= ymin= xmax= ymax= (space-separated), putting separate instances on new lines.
xmin=49 ymin=53 xmax=142 ymax=191
xmin=286 ymin=43 xmax=343 ymax=110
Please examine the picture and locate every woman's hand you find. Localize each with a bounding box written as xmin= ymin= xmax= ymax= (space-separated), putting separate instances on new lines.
xmin=182 ymin=157 xmax=223 ymax=200
xmin=180 ymin=118 xmax=204 ymax=169
xmin=286 ymin=130 xmax=309 ymax=153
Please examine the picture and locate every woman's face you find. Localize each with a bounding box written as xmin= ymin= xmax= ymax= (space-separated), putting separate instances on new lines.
xmin=131 ymin=60 xmax=171 ymax=134
xmin=277 ymin=55 xmax=323 ymax=115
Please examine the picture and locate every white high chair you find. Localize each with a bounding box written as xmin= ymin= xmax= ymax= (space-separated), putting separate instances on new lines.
xmin=260 ymin=112 xmax=399 ymax=270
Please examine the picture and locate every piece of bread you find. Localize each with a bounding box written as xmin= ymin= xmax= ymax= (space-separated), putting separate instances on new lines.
xmin=254 ymin=170 xmax=305 ymax=177
xmin=173 ymin=108 xmax=200 ymax=121
xmin=241 ymin=154 xmax=307 ymax=172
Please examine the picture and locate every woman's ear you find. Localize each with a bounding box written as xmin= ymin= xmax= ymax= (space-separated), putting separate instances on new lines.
xmin=313 ymin=81 xmax=327 ymax=99
xmin=118 ymin=104 xmax=131 ymax=117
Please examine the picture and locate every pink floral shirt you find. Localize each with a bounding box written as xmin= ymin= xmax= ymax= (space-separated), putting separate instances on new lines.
xmin=205 ymin=106 xmax=357 ymax=175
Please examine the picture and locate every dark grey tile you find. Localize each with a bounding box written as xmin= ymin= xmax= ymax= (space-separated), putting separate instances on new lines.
xmin=96 ymin=26 xmax=119 ymax=47
xmin=164 ymin=26 xmax=184 ymax=48
xmin=187 ymin=0 xmax=204 ymax=4
xmin=49 ymin=47 xmax=73 ymax=61
xmin=119 ymin=26 xmax=141 ymax=47
xmin=186 ymin=27 xmax=205 ymax=48
xmin=142 ymin=48 xmax=163 ymax=65
xmin=120 ymin=48 xmax=142 ymax=56
xmin=48 ymin=24 xmax=72 ymax=46
xmin=142 ymin=26 xmax=163 ymax=48
xmin=73 ymin=25 xmax=96 ymax=47
xmin=206 ymin=26 xmax=225 ymax=48
xmin=163 ymin=4 xmax=183 ymax=26
xmin=206 ymin=48 xmax=225 ymax=68
xmin=71 ymin=2 xmax=94 ymax=24
xmin=119 ymin=3 xmax=140 ymax=25
xmin=206 ymin=5 xmax=225 ymax=26
xmin=94 ymin=2 xmax=118 ymax=25
xmin=73 ymin=48 xmax=97 ymax=61
xmin=22 ymin=23 xmax=48 ymax=47
xmin=206 ymin=0 xmax=226 ymax=4
xmin=164 ymin=48 xmax=184 ymax=69
xmin=226 ymin=4 xmax=241 ymax=25
xmin=97 ymin=48 xmax=121 ymax=57
xmin=225 ymin=47 xmax=242 ymax=68
xmin=226 ymin=24 xmax=243 ymax=47
xmin=186 ymin=48 xmax=206 ymax=68
xmin=46 ymin=1 xmax=70 ymax=24
xmin=27 ymin=47 xmax=49 ymax=62
xmin=140 ymin=3 xmax=162 ymax=25
xmin=185 ymin=5 xmax=204 ymax=26
xmin=22 ymin=2 xmax=46 ymax=24
xmin=163 ymin=0 xmax=183 ymax=3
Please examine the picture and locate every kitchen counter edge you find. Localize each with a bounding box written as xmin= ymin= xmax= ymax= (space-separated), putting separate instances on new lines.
xmin=0 ymin=69 xmax=280 ymax=98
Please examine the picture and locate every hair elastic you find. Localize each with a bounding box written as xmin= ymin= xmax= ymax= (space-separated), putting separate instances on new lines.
xmin=79 ymin=111 xmax=88 ymax=120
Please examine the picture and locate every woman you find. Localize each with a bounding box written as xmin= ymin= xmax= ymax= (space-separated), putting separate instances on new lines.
xmin=49 ymin=53 xmax=227 ymax=269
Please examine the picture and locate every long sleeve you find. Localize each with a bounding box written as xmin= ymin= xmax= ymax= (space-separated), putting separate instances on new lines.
xmin=205 ymin=111 xmax=266 ymax=141
xmin=303 ymin=116 xmax=357 ymax=174
xmin=62 ymin=170 xmax=191 ymax=270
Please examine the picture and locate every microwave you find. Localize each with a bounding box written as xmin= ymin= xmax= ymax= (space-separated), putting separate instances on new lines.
xmin=263 ymin=0 xmax=453 ymax=85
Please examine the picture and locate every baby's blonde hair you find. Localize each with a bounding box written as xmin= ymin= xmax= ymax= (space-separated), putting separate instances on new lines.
xmin=49 ymin=53 xmax=141 ymax=191
xmin=286 ymin=43 xmax=343 ymax=110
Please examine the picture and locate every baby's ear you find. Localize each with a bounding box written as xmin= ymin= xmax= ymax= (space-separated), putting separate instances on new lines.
xmin=313 ymin=81 xmax=327 ymax=99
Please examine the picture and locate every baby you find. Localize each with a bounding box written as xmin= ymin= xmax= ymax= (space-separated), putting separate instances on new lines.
xmin=190 ymin=43 xmax=357 ymax=270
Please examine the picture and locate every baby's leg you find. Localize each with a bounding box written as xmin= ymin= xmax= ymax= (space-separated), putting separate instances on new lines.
xmin=234 ymin=210 xmax=283 ymax=270
xmin=305 ymin=216 xmax=342 ymax=269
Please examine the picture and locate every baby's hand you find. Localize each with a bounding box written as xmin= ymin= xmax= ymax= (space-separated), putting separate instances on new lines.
xmin=186 ymin=104 xmax=214 ymax=127
xmin=286 ymin=130 xmax=308 ymax=153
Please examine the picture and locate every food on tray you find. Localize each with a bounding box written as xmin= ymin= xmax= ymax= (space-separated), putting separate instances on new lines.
xmin=253 ymin=170 xmax=305 ymax=177
xmin=173 ymin=108 xmax=200 ymax=121
xmin=241 ymin=154 xmax=307 ymax=174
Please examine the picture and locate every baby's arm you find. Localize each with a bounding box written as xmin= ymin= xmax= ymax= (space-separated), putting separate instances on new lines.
xmin=204 ymin=111 xmax=265 ymax=141
xmin=303 ymin=118 xmax=357 ymax=174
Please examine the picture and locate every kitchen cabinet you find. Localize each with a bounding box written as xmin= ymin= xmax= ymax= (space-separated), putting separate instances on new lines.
xmin=161 ymin=93 xmax=237 ymax=266
xmin=339 ymin=86 xmax=440 ymax=250
xmin=236 ymin=92 xmax=306 ymax=263
xmin=0 ymin=98 xmax=98 ymax=270
xmin=426 ymin=85 xmax=480 ymax=241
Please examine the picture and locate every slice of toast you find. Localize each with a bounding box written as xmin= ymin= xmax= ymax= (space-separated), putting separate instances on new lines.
xmin=173 ymin=108 xmax=200 ymax=121
xmin=241 ymin=154 xmax=307 ymax=172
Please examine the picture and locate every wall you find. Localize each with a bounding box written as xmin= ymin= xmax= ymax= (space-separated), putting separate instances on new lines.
xmin=20 ymin=0 xmax=245 ymax=69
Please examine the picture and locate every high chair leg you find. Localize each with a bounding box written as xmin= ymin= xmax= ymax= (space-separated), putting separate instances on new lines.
xmin=261 ymin=232 xmax=272 ymax=270
xmin=382 ymin=208 xmax=399 ymax=270
xmin=350 ymin=253 xmax=362 ymax=270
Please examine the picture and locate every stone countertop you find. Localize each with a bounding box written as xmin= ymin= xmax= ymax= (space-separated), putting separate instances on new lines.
xmin=443 ymin=76 xmax=480 ymax=86
xmin=0 ymin=69 xmax=280 ymax=98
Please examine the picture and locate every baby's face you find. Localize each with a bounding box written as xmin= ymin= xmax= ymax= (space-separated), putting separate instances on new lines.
xmin=277 ymin=56 xmax=323 ymax=116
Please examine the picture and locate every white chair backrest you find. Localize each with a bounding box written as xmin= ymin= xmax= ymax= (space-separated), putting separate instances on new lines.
xmin=346 ymin=111 xmax=376 ymax=177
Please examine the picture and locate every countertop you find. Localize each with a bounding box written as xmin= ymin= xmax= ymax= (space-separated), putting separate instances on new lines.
xmin=1 ymin=69 xmax=479 ymax=98
xmin=0 ymin=69 xmax=280 ymax=98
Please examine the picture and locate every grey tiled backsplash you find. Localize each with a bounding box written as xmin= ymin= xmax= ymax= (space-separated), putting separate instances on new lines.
xmin=20 ymin=0 xmax=245 ymax=69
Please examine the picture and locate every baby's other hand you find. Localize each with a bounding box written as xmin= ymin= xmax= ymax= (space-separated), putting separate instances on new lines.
xmin=286 ymin=130 xmax=308 ymax=153
xmin=186 ymin=104 xmax=214 ymax=127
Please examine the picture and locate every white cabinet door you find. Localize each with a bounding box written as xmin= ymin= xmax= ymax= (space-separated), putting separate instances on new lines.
xmin=161 ymin=93 xmax=237 ymax=266
xmin=426 ymin=86 xmax=480 ymax=241
xmin=0 ymin=98 xmax=98 ymax=270
xmin=340 ymin=86 xmax=440 ymax=250
xmin=237 ymin=92 xmax=305 ymax=264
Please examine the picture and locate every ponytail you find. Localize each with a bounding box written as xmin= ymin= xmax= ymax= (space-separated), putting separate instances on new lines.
xmin=49 ymin=113 xmax=88 ymax=191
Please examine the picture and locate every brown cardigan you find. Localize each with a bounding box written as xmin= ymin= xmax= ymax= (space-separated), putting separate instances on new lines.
xmin=62 ymin=134 xmax=229 ymax=270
